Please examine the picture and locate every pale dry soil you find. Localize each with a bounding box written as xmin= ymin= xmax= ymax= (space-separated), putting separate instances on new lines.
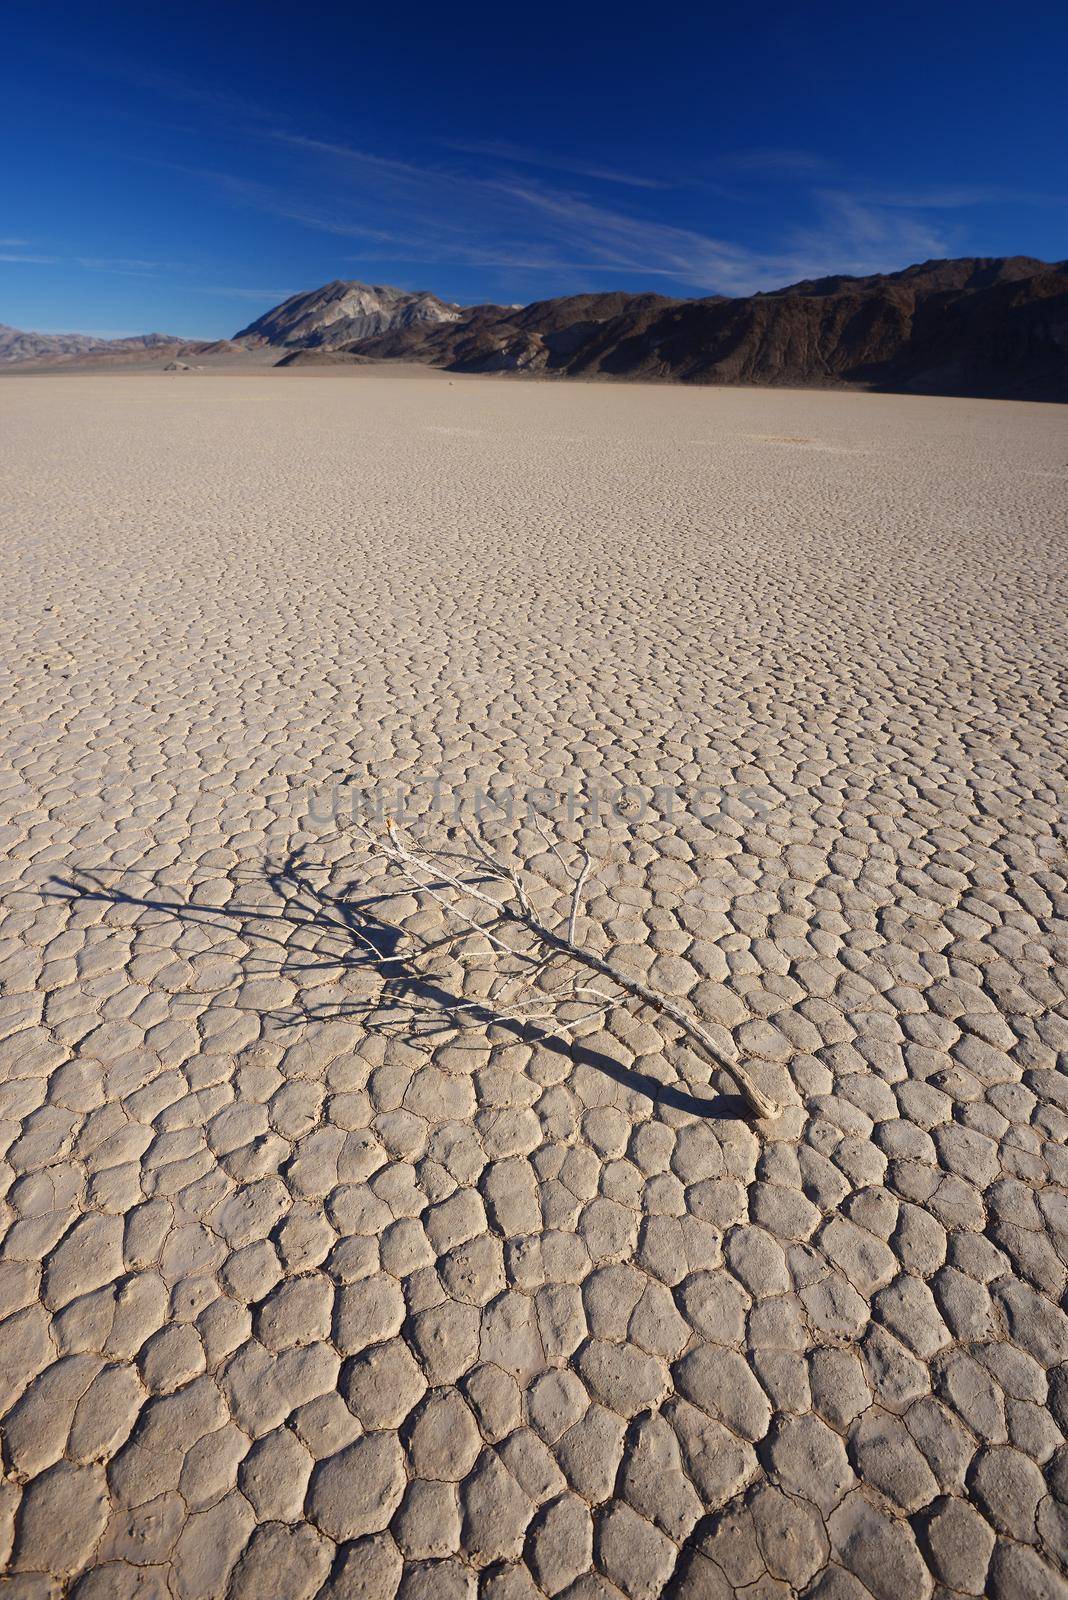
xmin=0 ymin=373 xmax=1066 ymax=1600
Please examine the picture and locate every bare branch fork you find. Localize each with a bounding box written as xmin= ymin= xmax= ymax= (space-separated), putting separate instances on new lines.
xmin=351 ymin=815 xmax=779 ymax=1120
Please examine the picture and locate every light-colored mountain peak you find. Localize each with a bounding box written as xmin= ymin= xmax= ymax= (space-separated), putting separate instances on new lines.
xmin=234 ymin=279 xmax=465 ymax=348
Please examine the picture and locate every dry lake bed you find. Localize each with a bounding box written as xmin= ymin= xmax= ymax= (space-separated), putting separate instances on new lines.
xmin=0 ymin=372 xmax=1066 ymax=1599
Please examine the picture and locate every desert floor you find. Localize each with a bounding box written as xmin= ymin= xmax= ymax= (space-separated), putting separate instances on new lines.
xmin=0 ymin=373 xmax=1065 ymax=1600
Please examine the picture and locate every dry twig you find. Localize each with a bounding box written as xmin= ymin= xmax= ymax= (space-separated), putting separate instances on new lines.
xmin=351 ymin=815 xmax=779 ymax=1120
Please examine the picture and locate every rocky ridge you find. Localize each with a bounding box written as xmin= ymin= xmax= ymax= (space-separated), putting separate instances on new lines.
xmin=345 ymin=258 xmax=1068 ymax=400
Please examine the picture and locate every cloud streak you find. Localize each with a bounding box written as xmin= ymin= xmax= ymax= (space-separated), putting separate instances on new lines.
xmin=0 ymin=250 xmax=188 ymax=274
xmin=76 ymin=257 xmax=182 ymax=275
xmin=115 ymin=134 xmax=970 ymax=304
xmin=863 ymin=184 xmax=1066 ymax=210
xmin=190 ymin=284 xmax=297 ymax=300
xmin=444 ymin=140 xmax=668 ymax=189
xmin=87 ymin=66 xmax=1017 ymax=302
xmin=195 ymin=138 xmax=960 ymax=294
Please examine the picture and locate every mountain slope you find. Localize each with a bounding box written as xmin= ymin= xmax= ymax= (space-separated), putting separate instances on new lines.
xmin=234 ymin=280 xmax=465 ymax=349
xmin=345 ymin=258 xmax=1068 ymax=400
xmin=351 ymin=292 xmax=681 ymax=373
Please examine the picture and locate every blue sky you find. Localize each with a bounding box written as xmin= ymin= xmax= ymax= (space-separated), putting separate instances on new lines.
xmin=3 ymin=0 xmax=1065 ymax=337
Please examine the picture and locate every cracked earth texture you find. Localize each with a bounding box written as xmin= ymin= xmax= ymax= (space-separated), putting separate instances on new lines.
xmin=0 ymin=372 xmax=1066 ymax=1600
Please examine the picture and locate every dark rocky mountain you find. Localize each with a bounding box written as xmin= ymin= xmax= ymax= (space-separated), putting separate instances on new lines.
xmin=234 ymin=280 xmax=464 ymax=349
xmin=344 ymin=258 xmax=1068 ymax=400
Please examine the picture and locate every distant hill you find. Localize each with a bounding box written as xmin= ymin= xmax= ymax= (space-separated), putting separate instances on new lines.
xmin=4 ymin=259 xmax=1066 ymax=397
xmin=343 ymin=258 xmax=1068 ymax=400
xmin=0 ymin=324 xmax=252 ymax=370
xmin=0 ymin=330 xmax=263 ymax=372
xmin=234 ymin=280 xmax=465 ymax=349
xmin=274 ymin=348 xmax=375 ymax=367
xmin=0 ymin=324 xmax=189 ymax=364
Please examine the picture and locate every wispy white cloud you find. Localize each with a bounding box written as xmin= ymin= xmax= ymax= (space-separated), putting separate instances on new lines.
xmin=864 ymin=184 xmax=1065 ymax=210
xmin=1 ymin=247 xmax=191 ymax=274
xmin=84 ymin=53 xmax=288 ymax=133
xmin=165 ymin=138 xmax=972 ymax=295
xmin=107 ymin=75 xmax=1009 ymax=299
xmin=160 ymin=144 xmax=760 ymax=290
xmin=31 ymin=51 xmax=1063 ymax=325
xmin=76 ymin=256 xmax=180 ymax=275
xmin=782 ymin=191 xmax=950 ymax=280
xmin=486 ymin=180 xmax=752 ymax=276
xmin=190 ymin=285 xmax=296 ymax=300
xmin=444 ymin=140 xmax=668 ymax=189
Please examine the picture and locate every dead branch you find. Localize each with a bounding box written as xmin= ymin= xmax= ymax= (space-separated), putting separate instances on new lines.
xmin=350 ymin=816 xmax=780 ymax=1120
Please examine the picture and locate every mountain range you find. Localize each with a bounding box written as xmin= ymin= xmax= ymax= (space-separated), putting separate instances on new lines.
xmin=334 ymin=257 xmax=1068 ymax=400
xmin=0 ymin=323 xmax=242 ymax=369
xmin=0 ymin=324 xmax=190 ymax=364
xmin=3 ymin=258 xmax=1066 ymax=399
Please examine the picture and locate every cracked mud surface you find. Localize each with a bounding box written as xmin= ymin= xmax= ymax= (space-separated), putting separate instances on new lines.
xmin=0 ymin=372 xmax=1066 ymax=1600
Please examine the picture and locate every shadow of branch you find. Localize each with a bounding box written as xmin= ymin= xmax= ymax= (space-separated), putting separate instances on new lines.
xmin=47 ymin=847 xmax=742 ymax=1120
